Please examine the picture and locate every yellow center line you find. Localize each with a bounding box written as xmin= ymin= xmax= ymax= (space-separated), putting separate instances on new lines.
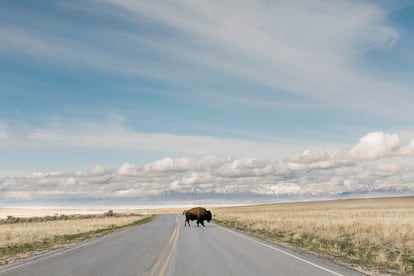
xmin=148 ymin=215 xmax=180 ymax=276
xmin=159 ymin=216 xmax=180 ymax=276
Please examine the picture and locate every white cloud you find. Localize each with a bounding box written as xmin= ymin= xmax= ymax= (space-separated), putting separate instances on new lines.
xmin=32 ymin=171 xmax=63 ymax=177
xmin=284 ymin=132 xmax=414 ymax=171
xmin=287 ymin=149 xmax=331 ymax=164
xmin=374 ymin=163 xmax=400 ymax=177
xmin=347 ymin=132 xmax=401 ymax=160
xmin=286 ymin=160 xmax=343 ymax=171
xmin=117 ymin=162 xmax=139 ymax=176
xmin=2 ymin=131 xmax=414 ymax=203
xmin=145 ymin=157 xmax=190 ymax=173
xmin=195 ymin=155 xmax=230 ymax=170
xmin=60 ymin=177 xmax=79 ymax=186
xmin=170 ymin=173 xmax=201 ymax=190
xmin=144 ymin=156 xmax=229 ymax=173
xmin=285 ymin=149 xmax=353 ymax=171
xmin=400 ymin=139 xmax=414 ymax=155
xmin=216 ymin=158 xmax=275 ymax=177
xmin=87 ymin=165 xmax=110 ymax=177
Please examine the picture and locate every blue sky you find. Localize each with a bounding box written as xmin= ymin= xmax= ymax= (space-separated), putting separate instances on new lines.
xmin=1 ymin=0 xmax=414 ymax=205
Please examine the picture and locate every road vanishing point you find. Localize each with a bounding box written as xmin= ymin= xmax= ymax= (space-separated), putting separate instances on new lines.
xmin=0 ymin=214 xmax=364 ymax=276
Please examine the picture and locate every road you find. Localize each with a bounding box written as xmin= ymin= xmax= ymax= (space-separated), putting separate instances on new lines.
xmin=0 ymin=214 xmax=364 ymax=276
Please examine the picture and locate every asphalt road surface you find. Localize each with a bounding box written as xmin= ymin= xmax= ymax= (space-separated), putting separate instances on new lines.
xmin=0 ymin=214 xmax=364 ymax=276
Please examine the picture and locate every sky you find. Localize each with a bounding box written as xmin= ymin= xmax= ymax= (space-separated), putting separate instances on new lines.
xmin=1 ymin=0 xmax=414 ymax=206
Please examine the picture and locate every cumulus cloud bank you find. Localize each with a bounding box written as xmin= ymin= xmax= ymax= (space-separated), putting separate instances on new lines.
xmin=348 ymin=132 xmax=401 ymax=160
xmin=1 ymin=131 xmax=414 ymax=205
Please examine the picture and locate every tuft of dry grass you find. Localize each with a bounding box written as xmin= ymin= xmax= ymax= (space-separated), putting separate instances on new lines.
xmin=212 ymin=197 xmax=414 ymax=275
xmin=0 ymin=211 xmax=154 ymax=265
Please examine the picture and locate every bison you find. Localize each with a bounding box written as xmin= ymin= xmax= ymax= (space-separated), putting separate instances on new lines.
xmin=183 ymin=207 xmax=212 ymax=227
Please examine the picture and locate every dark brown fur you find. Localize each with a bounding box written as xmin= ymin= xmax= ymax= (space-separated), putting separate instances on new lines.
xmin=183 ymin=207 xmax=212 ymax=227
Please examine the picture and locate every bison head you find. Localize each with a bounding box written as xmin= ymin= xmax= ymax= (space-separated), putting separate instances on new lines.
xmin=206 ymin=210 xmax=212 ymax=222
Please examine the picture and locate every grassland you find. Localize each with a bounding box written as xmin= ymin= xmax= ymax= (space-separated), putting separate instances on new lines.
xmin=212 ymin=197 xmax=414 ymax=275
xmin=0 ymin=210 xmax=154 ymax=265
xmin=0 ymin=208 xmax=109 ymax=219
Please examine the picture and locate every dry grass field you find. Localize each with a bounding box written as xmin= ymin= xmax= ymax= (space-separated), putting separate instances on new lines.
xmin=0 ymin=209 xmax=153 ymax=265
xmin=0 ymin=208 xmax=109 ymax=219
xmin=212 ymin=197 xmax=414 ymax=275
